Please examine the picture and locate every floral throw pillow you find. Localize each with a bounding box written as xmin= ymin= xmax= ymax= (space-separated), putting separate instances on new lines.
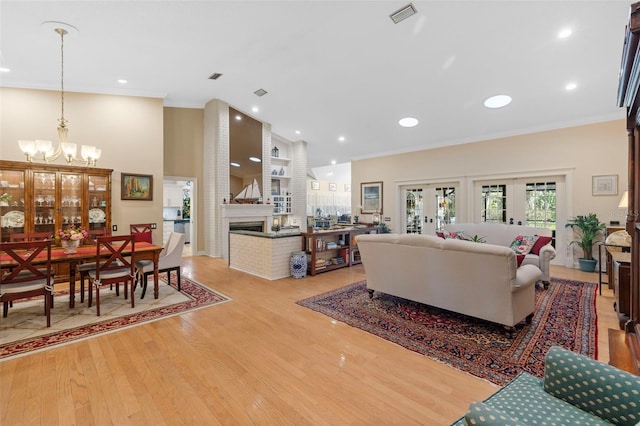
xmin=444 ymin=230 xmax=467 ymax=240
xmin=509 ymin=234 xmax=539 ymax=255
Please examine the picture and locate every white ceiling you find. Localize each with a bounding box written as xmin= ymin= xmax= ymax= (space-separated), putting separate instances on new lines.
xmin=0 ymin=1 xmax=630 ymax=180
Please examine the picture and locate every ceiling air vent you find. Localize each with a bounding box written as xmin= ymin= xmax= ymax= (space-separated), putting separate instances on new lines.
xmin=390 ymin=3 xmax=417 ymax=24
xmin=208 ymin=73 xmax=223 ymax=80
xmin=254 ymin=88 xmax=268 ymax=97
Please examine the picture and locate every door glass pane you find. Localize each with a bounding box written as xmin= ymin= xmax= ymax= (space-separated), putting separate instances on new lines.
xmin=88 ymin=174 xmax=108 ymax=232
xmin=525 ymin=181 xmax=556 ymax=230
xmin=0 ymin=170 xmax=26 ymax=242
xmin=61 ymin=172 xmax=82 ymax=231
xmin=406 ymin=188 xmax=423 ymax=234
xmin=435 ymin=187 xmax=456 ymax=230
xmin=33 ymin=171 xmax=56 ymax=236
xmin=481 ymin=184 xmax=506 ymax=223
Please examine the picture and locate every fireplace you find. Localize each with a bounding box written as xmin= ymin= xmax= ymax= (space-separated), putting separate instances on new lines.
xmin=229 ymin=221 xmax=264 ymax=233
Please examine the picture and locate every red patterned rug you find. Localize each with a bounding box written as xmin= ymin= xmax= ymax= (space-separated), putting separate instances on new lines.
xmin=0 ymin=275 xmax=230 ymax=361
xmin=297 ymin=278 xmax=597 ymax=386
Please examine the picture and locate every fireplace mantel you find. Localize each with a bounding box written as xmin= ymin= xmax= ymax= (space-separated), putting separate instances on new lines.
xmin=221 ymin=204 xmax=275 ymax=259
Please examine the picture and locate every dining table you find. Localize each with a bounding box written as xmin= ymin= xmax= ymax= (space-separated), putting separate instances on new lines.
xmin=1 ymin=241 xmax=164 ymax=308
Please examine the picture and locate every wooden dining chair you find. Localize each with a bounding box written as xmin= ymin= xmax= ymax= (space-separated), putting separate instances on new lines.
xmin=78 ymin=228 xmax=110 ymax=303
xmin=0 ymin=240 xmax=54 ymax=327
xmin=87 ymin=235 xmax=136 ymax=316
xmin=130 ymin=223 xmax=153 ymax=244
xmin=9 ymin=232 xmax=52 ymax=242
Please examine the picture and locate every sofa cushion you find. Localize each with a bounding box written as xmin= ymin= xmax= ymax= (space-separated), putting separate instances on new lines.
xmin=531 ymin=235 xmax=553 ymax=256
xmin=475 ymin=372 xmax=612 ymax=425
xmin=508 ymin=235 xmax=539 ymax=255
xmin=543 ymin=346 xmax=640 ymax=425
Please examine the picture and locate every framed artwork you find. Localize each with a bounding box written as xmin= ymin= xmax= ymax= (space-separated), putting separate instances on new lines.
xmin=344 ymin=184 xmax=351 ymax=192
xmin=592 ymin=175 xmax=618 ymax=196
xmin=311 ymin=180 xmax=320 ymax=190
xmin=361 ymin=181 xmax=383 ymax=214
xmin=121 ymin=173 xmax=153 ymax=200
xmin=271 ymin=179 xmax=281 ymax=195
xmin=329 ymin=182 xmax=337 ymax=191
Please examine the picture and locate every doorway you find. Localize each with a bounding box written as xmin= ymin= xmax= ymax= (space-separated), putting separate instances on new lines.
xmin=163 ymin=176 xmax=196 ymax=257
xmin=401 ymin=184 xmax=458 ymax=234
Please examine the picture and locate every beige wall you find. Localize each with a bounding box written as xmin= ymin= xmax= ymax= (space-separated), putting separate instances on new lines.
xmin=352 ymin=119 xmax=628 ymax=263
xmin=0 ymin=87 xmax=164 ymax=241
xmin=163 ymin=107 xmax=204 ymax=252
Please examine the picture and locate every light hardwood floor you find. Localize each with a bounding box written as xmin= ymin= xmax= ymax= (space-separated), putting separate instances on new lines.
xmin=0 ymin=257 xmax=617 ymax=425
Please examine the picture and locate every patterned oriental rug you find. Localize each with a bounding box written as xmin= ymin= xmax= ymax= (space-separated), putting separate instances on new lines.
xmin=0 ymin=274 xmax=230 ymax=361
xmin=297 ymin=278 xmax=597 ymax=386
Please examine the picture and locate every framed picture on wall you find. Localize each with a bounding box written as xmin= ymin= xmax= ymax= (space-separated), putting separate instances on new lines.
xmin=329 ymin=182 xmax=337 ymax=191
xmin=121 ymin=173 xmax=153 ymax=200
xmin=592 ymin=175 xmax=618 ymax=196
xmin=311 ymin=180 xmax=320 ymax=190
xmin=361 ymin=181 xmax=383 ymax=214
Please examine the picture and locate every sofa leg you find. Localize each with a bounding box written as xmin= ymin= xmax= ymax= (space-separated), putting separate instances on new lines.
xmin=543 ymin=280 xmax=550 ymax=289
xmin=503 ymin=325 xmax=516 ymax=338
xmin=526 ymin=313 xmax=533 ymax=324
xmin=367 ymin=289 xmax=374 ymax=299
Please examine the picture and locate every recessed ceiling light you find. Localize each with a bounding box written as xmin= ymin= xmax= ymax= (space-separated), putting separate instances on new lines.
xmin=557 ymin=28 xmax=572 ymax=39
xmin=0 ymin=67 xmax=10 ymax=73
xmin=295 ymin=130 xmax=301 ymax=135
xmin=331 ymin=160 xmax=336 ymax=165
xmin=249 ymin=156 xmax=261 ymax=163
xmin=117 ymin=79 xmax=128 ymax=84
xmin=483 ymin=95 xmax=512 ymax=109
xmin=252 ymin=106 xmax=259 ymax=113
xmin=398 ymin=117 xmax=419 ymax=128
xmin=235 ymin=115 xmax=242 ymax=121
xmin=327 ymin=172 xmax=334 ymax=176
xmin=230 ymin=162 xmax=240 ymax=167
xmin=565 ymin=82 xmax=577 ymax=91
xmin=338 ymin=136 xmax=345 ymax=142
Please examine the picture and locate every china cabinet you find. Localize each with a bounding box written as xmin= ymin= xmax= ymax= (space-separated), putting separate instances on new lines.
xmin=0 ymin=160 xmax=112 ymax=243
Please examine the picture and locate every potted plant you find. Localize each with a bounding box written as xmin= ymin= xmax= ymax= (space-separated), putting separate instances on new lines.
xmin=565 ymin=213 xmax=606 ymax=272
xmin=0 ymin=192 xmax=11 ymax=206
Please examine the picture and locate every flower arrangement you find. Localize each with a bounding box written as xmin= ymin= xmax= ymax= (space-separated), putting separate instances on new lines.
xmin=0 ymin=192 xmax=11 ymax=203
xmin=55 ymin=225 xmax=88 ymax=242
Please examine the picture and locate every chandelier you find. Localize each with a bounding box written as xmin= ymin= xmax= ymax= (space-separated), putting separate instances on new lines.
xmin=18 ymin=24 xmax=101 ymax=166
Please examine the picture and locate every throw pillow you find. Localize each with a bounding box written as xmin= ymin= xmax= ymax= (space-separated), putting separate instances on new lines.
xmin=516 ymin=254 xmax=525 ymax=267
xmin=531 ymin=235 xmax=553 ymax=255
xmin=436 ymin=231 xmax=445 ymax=239
xmin=444 ymin=230 xmax=467 ymax=240
xmin=509 ymin=234 xmax=539 ymax=255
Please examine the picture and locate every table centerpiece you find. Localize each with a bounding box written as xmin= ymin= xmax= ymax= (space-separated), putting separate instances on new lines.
xmin=55 ymin=225 xmax=88 ymax=253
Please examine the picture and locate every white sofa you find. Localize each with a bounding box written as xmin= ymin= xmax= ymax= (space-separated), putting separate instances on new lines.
xmin=356 ymin=233 xmax=542 ymax=329
xmin=444 ymin=223 xmax=556 ymax=286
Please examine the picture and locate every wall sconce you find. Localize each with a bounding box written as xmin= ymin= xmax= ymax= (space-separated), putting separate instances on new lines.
xmin=272 ymin=216 xmax=281 ymax=232
xmin=372 ymin=213 xmax=380 ymax=225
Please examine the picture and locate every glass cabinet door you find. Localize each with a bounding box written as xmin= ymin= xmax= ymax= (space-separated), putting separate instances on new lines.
xmin=60 ymin=172 xmax=83 ymax=232
xmin=88 ymin=174 xmax=109 ymax=232
xmin=33 ymin=171 xmax=57 ymax=237
xmin=0 ymin=170 xmax=26 ymax=242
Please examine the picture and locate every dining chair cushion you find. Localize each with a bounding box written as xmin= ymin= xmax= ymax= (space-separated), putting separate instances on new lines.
xmin=1 ymin=280 xmax=49 ymax=292
xmin=88 ymin=267 xmax=131 ymax=281
xmin=78 ymin=262 xmax=98 ymax=272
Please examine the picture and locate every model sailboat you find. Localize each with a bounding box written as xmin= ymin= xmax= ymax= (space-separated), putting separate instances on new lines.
xmin=233 ymin=178 xmax=262 ymax=204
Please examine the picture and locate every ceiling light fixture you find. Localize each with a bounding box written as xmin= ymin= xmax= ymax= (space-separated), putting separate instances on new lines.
xmin=557 ymin=28 xmax=572 ymax=39
xmin=18 ymin=23 xmax=101 ymax=166
xmin=0 ymin=67 xmax=10 ymax=73
xmin=338 ymin=136 xmax=345 ymax=142
xmin=252 ymin=106 xmax=259 ymax=113
xmin=483 ymin=94 xmax=512 ymax=109
xmin=565 ymin=82 xmax=577 ymax=91
xmin=295 ymin=130 xmax=301 ymax=135
xmin=390 ymin=3 xmax=417 ymax=24
xmin=399 ymin=117 xmax=419 ymax=127
xmin=117 ymin=79 xmax=128 ymax=84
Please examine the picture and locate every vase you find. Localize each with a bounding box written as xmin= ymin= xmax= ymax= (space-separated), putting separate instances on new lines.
xmin=62 ymin=239 xmax=81 ymax=254
xmin=290 ymin=251 xmax=307 ymax=279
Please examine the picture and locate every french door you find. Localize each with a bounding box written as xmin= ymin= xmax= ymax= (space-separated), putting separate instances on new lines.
xmin=402 ymin=184 xmax=457 ymax=234
xmin=473 ymin=176 xmax=565 ymax=264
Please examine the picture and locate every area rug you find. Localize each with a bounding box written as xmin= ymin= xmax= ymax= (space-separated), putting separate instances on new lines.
xmin=297 ymin=278 xmax=597 ymax=386
xmin=0 ymin=274 xmax=231 ymax=361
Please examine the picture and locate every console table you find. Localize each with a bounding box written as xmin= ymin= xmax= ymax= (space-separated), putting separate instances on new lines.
xmin=302 ymin=226 xmax=379 ymax=275
xmin=612 ymin=251 xmax=632 ymax=329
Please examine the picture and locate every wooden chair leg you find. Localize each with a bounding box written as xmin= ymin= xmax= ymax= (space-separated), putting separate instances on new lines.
xmin=96 ymin=286 xmax=101 ymax=316
xmin=45 ymin=292 xmax=51 ymax=327
xmin=3 ymin=301 xmax=8 ymax=318
xmin=177 ymin=268 xmax=181 ymax=291
xmin=141 ymin=273 xmax=149 ymax=299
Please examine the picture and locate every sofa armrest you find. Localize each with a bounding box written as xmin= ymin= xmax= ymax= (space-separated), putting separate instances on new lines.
xmin=464 ymin=402 xmax=526 ymax=426
xmin=535 ymin=244 xmax=556 ymax=282
xmin=543 ymin=346 xmax=640 ymax=425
